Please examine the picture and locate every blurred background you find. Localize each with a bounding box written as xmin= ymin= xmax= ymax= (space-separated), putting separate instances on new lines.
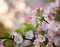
xmin=0 ymin=0 xmax=55 ymax=37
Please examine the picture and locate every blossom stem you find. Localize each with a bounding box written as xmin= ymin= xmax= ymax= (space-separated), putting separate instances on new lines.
xmin=44 ymin=19 xmax=49 ymax=24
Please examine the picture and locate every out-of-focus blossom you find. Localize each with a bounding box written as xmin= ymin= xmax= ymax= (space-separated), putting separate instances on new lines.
xmin=3 ymin=20 xmax=13 ymax=29
xmin=47 ymin=30 xmax=56 ymax=38
xmin=14 ymin=45 xmax=18 ymax=47
xmin=43 ymin=8 xmax=50 ymax=18
xmin=33 ymin=39 xmax=40 ymax=47
xmin=19 ymin=16 xmax=27 ymax=25
xmin=55 ymin=0 xmax=60 ymax=6
xmin=0 ymin=40 xmax=5 ymax=47
xmin=44 ymin=34 xmax=48 ymax=38
xmin=23 ymin=40 xmax=31 ymax=46
xmin=42 ymin=21 xmax=48 ymax=31
xmin=48 ymin=38 xmax=54 ymax=43
xmin=0 ymin=39 xmax=6 ymax=44
xmin=23 ymin=16 xmax=31 ymax=24
xmin=38 ymin=34 xmax=45 ymax=42
xmin=30 ymin=16 xmax=37 ymax=27
xmin=0 ymin=12 xmax=14 ymax=29
xmin=20 ymin=40 xmax=31 ymax=47
xmin=25 ymin=30 xmax=34 ymax=39
xmin=0 ymin=0 xmax=8 ymax=14
xmin=54 ymin=37 xmax=60 ymax=45
xmin=14 ymin=33 xmax=23 ymax=44
xmin=0 ymin=44 xmax=5 ymax=47
xmin=46 ymin=43 xmax=53 ymax=47
xmin=43 ymin=2 xmax=58 ymax=18
xmin=47 ymin=21 xmax=60 ymax=31
xmin=54 ymin=39 xmax=58 ymax=45
xmin=31 ymin=9 xmax=37 ymax=16
xmin=34 ymin=45 xmax=40 ymax=47
xmin=24 ymin=7 xmax=31 ymax=15
xmin=47 ymin=14 xmax=57 ymax=21
xmin=15 ymin=2 xmax=26 ymax=13
xmin=35 ymin=34 xmax=39 ymax=38
xmin=48 ymin=3 xmax=58 ymax=12
xmin=19 ymin=16 xmax=31 ymax=25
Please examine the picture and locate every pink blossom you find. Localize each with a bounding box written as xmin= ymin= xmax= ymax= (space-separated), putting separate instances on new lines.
xmin=55 ymin=0 xmax=60 ymax=5
xmin=48 ymin=38 xmax=54 ymax=43
xmin=37 ymin=27 xmax=42 ymax=32
xmin=49 ymin=3 xmax=57 ymax=12
xmin=14 ymin=45 xmax=18 ymax=47
xmin=40 ymin=7 xmax=44 ymax=12
xmin=25 ymin=16 xmax=31 ymax=23
xmin=0 ymin=44 xmax=5 ymax=47
xmin=35 ymin=34 xmax=39 ymax=38
xmin=29 ymin=16 xmax=32 ymax=19
xmin=48 ymin=15 xmax=53 ymax=21
xmin=47 ymin=30 xmax=57 ymax=38
xmin=44 ymin=34 xmax=48 ymax=38
xmin=36 ymin=7 xmax=43 ymax=12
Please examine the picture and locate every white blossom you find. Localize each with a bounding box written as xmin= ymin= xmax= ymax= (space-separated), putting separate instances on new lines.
xmin=38 ymin=34 xmax=45 ymax=42
xmin=14 ymin=33 xmax=23 ymax=44
xmin=25 ymin=30 xmax=34 ymax=39
xmin=46 ymin=43 xmax=53 ymax=47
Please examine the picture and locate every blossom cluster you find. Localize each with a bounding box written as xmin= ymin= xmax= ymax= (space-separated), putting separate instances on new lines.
xmin=0 ymin=0 xmax=60 ymax=47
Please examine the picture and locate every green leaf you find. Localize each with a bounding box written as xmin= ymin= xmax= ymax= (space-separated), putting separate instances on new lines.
xmin=44 ymin=38 xmax=48 ymax=45
xmin=56 ymin=13 xmax=60 ymax=22
xmin=36 ymin=12 xmax=42 ymax=16
xmin=35 ymin=12 xmax=44 ymax=23
xmin=4 ymin=32 xmax=12 ymax=38
xmin=35 ymin=23 xmax=39 ymax=28
xmin=16 ymin=28 xmax=27 ymax=36
xmin=40 ymin=16 xmax=44 ymax=23
xmin=36 ymin=13 xmax=40 ymax=16
xmin=35 ymin=21 xmax=42 ymax=29
xmin=56 ymin=6 xmax=60 ymax=22
xmin=26 ymin=24 xmax=34 ymax=30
